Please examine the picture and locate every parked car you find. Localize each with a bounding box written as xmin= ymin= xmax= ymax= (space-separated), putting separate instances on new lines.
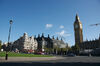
xmin=36 ymin=52 xmax=45 ymax=55
xmin=67 ymin=53 xmax=76 ymax=57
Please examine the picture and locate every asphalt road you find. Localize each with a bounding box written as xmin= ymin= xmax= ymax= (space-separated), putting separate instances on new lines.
xmin=0 ymin=56 xmax=100 ymax=66
xmin=0 ymin=62 xmax=100 ymax=66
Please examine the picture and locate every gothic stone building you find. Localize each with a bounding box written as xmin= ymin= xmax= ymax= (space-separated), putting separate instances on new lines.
xmin=74 ymin=14 xmax=100 ymax=50
xmin=12 ymin=33 xmax=38 ymax=52
xmin=80 ymin=38 xmax=100 ymax=50
xmin=36 ymin=33 xmax=67 ymax=51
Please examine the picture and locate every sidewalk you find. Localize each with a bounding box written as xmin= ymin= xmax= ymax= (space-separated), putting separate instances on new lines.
xmin=0 ymin=57 xmax=64 ymax=62
xmin=1 ymin=56 xmax=100 ymax=63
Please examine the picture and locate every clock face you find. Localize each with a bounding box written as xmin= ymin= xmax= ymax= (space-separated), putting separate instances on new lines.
xmin=75 ymin=24 xmax=78 ymax=28
xmin=80 ymin=24 xmax=82 ymax=29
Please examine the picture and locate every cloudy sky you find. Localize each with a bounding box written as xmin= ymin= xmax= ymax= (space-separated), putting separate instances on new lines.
xmin=0 ymin=0 xmax=100 ymax=46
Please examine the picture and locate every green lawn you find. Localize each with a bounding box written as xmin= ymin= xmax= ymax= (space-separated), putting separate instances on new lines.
xmin=0 ymin=52 xmax=53 ymax=57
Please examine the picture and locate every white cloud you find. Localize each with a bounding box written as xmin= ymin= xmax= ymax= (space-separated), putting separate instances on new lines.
xmin=46 ymin=24 xmax=53 ymax=28
xmin=56 ymin=30 xmax=71 ymax=37
xmin=60 ymin=25 xmax=64 ymax=29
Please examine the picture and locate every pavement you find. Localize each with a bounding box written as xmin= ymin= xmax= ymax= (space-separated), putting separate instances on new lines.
xmin=0 ymin=56 xmax=100 ymax=63
xmin=0 ymin=56 xmax=63 ymax=62
xmin=0 ymin=56 xmax=100 ymax=66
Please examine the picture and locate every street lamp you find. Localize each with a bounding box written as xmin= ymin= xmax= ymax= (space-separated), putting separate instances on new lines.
xmin=5 ymin=20 xmax=13 ymax=60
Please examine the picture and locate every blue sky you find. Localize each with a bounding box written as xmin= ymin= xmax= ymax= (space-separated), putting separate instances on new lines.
xmin=0 ymin=0 xmax=100 ymax=46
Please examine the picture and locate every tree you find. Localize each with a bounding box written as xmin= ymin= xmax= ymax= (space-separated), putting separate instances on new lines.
xmin=71 ymin=44 xmax=80 ymax=54
xmin=0 ymin=40 xmax=2 ymax=51
xmin=44 ymin=47 xmax=49 ymax=53
xmin=2 ymin=44 xmax=6 ymax=51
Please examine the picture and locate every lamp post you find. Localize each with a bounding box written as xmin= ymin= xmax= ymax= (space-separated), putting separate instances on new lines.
xmin=5 ymin=20 xmax=13 ymax=60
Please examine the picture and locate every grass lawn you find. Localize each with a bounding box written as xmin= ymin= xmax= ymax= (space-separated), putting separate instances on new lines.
xmin=0 ymin=51 xmax=53 ymax=57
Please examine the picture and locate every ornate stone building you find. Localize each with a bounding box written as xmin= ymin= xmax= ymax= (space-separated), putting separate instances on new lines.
xmin=80 ymin=37 xmax=100 ymax=50
xmin=74 ymin=14 xmax=100 ymax=50
xmin=36 ymin=33 xmax=67 ymax=51
xmin=52 ymin=36 xmax=67 ymax=49
xmin=74 ymin=14 xmax=83 ymax=45
xmin=12 ymin=33 xmax=38 ymax=52
xmin=11 ymin=33 xmax=67 ymax=52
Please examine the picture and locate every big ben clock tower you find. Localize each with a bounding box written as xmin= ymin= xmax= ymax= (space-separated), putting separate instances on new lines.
xmin=74 ymin=14 xmax=83 ymax=45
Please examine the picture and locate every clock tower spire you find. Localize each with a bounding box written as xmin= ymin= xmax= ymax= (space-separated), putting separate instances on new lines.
xmin=74 ymin=14 xmax=83 ymax=46
xmin=75 ymin=13 xmax=80 ymax=22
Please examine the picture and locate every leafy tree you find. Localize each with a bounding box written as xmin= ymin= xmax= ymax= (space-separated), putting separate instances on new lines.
xmin=75 ymin=44 xmax=80 ymax=51
xmin=44 ymin=47 xmax=49 ymax=53
xmin=72 ymin=44 xmax=80 ymax=51
xmin=62 ymin=48 xmax=68 ymax=51
xmin=1 ymin=44 xmax=6 ymax=51
xmin=71 ymin=44 xmax=80 ymax=54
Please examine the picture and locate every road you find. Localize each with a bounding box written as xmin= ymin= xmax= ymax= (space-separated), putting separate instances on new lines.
xmin=0 ymin=56 xmax=100 ymax=66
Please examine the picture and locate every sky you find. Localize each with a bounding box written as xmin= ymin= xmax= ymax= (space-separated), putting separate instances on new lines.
xmin=0 ymin=0 xmax=100 ymax=46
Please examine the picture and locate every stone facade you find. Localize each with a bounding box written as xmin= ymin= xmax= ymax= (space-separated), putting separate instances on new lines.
xmin=12 ymin=33 xmax=38 ymax=52
xmin=11 ymin=33 xmax=67 ymax=52
xmin=80 ymin=37 xmax=100 ymax=50
xmin=52 ymin=38 xmax=67 ymax=48
xmin=74 ymin=14 xmax=83 ymax=45
xmin=74 ymin=14 xmax=100 ymax=50
xmin=36 ymin=33 xmax=67 ymax=51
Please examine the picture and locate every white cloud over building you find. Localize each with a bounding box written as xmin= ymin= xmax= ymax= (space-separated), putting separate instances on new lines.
xmin=60 ymin=25 xmax=64 ymax=29
xmin=56 ymin=30 xmax=71 ymax=37
xmin=46 ymin=24 xmax=53 ymax=28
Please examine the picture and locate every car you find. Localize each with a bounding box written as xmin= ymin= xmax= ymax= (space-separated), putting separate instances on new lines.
xmin=36 ymin=52 xmax=45 ymax=55
xmin=67 ymin=53 xmax=76 ymax=57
